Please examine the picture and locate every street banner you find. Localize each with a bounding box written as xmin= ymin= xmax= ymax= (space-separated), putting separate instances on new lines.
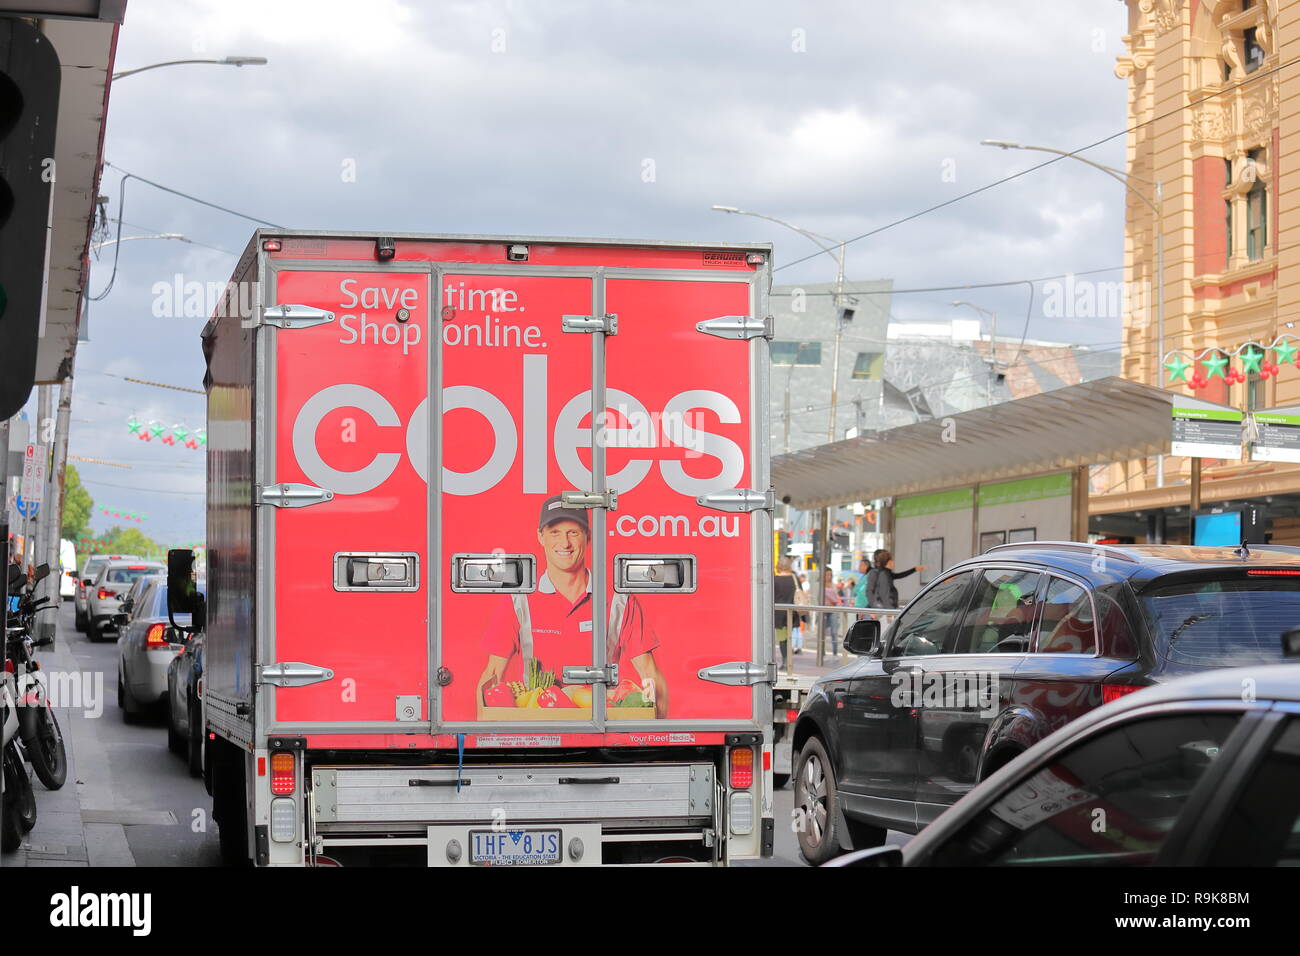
xmin=1250 ymin=404 xmax=1300 ymax=463
xmin=1170 ymin=398 xmax=1243 ymax=459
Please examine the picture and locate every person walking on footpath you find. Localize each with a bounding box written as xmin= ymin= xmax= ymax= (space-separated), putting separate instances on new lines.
xmin=868 ymin=549 xmax=924 ymax=611
xmin=773 ymin=557 xmax=803 ymax=670
xmin=823 ymin=577 xmax=842 ymax=657
xmin=853 ymin=557 xmax=872 ymax=611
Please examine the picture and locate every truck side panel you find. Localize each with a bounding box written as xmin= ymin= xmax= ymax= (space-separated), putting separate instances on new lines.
xmin=203 ymin=247 xmax=259 ymax=750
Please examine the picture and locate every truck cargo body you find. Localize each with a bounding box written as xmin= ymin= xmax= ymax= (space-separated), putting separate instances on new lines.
xmin=200 ymin=231 xmax=775 ymax=865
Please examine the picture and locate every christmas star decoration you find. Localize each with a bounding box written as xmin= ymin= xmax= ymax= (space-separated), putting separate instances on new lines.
xmin=1240 ymin=345 xmax=1265 ymax=374
xmin=1275 ymin=339 xmax=1298 ymax=366
xmin=1164 ymin=354 xmax=1192 ymax=383
xmin=1201 ymin=353 xmax=1229 ymax=379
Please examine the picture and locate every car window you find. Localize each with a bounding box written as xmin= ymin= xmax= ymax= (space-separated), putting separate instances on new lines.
xmin=106 ymin=566 xmax=163 ymax=584
xmin=1035 ymin=578 xmax=1097 ymax=654
xmin=888 ymin=572 xmax=975 ymax=658
xmin=930 ymin=712 xmax=1240 ymax=866
xmin=132 ymin=580 xmax=156 ymax=620
xmin=1206 ymin=718 xmax=1300 ymax=866
xmin=952 ymin=568 xmax=1041 ymax=654
xmin=1141 ymin=576 xmax=1300 ymax=666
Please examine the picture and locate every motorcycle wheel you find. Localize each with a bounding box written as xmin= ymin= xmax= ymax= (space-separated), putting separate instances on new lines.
xmin=28 ymin=705 xmax=67 ymax=790
xmin=2 ymin=742 xmax=37 ymax=852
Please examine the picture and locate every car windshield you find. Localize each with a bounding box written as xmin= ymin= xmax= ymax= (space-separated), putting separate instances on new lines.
xmin=1141 ymin=576 xmax=1300 ymax=666
xmin=106 ymin=566 xmax=163 ymax=585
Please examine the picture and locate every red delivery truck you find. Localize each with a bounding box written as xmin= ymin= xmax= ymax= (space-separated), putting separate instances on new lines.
xmin=184 ymin=230 xmax=777 ymax=866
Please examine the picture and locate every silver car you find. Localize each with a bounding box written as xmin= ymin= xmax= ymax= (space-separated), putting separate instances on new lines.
xmin=117 ymin=577 xmax=192 ymax=721
xmin=87 ymin=560 xmax=163 ymax=640
xmin=74 ymin=554 xmax=140 ymax=632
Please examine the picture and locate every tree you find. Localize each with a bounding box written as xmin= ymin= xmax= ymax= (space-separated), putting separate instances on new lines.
xmin=98 ymin=526 xmax=162 ymax=560
xmin=61 ymin=465 xmax=93 ymax=541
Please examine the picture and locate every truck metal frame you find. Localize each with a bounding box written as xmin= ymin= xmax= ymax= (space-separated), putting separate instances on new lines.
xmin=199 ymin=230 xmax=775 ymax=866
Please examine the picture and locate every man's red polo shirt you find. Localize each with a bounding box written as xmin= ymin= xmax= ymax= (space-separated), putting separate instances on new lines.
xmin=480 ymin=571 xmax=658 ymax=683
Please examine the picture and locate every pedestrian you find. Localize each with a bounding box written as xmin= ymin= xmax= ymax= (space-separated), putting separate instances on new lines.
xmin=868 ymin=549 xmax=925 ymax=611
xmin=792 ymin=573 xmax=811 ymax=653
xmin=853 ymin=557 xmax=872 ymax=609
xmin=823 ymin=577 xmax=841 ymax=657
xmin=773 ymin=557 xmax=802 ymax=670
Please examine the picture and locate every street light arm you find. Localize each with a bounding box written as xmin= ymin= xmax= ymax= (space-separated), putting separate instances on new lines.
xmin=112 ymin=57 xmax=268 ymax=80
xmin=980 ymin=140 xmax=1159 ymax=212
xmin=710 ymin=205 xmax=842 ymax=259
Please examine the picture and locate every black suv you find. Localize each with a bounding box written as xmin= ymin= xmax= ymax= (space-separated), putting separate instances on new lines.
xmin=791 ymin=542 xmax=1300 ymax=865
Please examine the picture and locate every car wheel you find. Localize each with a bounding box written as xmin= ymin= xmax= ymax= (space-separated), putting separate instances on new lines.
xmin=795 ymin=736 xmax=847 ymax=866
xmin=186 ymin=697 xmax=203 ymax=778
xmin=74 ymin=609 xmax=86 ymax=633
xmin=167 ymin=705 xmax=184 ymax=754
xmin=117 ymin=672 xmax=141 ymax=724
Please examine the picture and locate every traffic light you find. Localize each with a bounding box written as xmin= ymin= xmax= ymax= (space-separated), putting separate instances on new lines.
xmin=0 ymin=18 xmax=61 ymax=419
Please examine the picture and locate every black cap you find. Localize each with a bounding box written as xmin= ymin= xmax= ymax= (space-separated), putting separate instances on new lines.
xmin=538 ymin=495 xmax=590 ymax=534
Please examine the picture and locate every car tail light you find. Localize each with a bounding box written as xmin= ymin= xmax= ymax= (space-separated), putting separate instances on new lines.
xmin=128 ymin=565 xmax=148 ymax=570
xmin=729 ymin=746 xmax=754 ymax=789
xmin=97 ymin=588 xmax=111 ymax=600
xmin=1102 ymin=683 xmax=1144 ymax=705
xmin=1247 ymin=569 xmax=1300 ymax=576
xmin=270 ymin=752 xmax=296 ymax=795
xmin=145 ymin=623 xmax=168 ymax=648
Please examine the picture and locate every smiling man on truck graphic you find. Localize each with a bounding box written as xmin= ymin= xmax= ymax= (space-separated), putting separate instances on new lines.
xmin=476 ymin=495 xmax=669 ymax=718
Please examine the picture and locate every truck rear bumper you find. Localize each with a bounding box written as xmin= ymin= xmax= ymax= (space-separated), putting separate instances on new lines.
xmin=307 ymin=761 xmax=728 ymax=865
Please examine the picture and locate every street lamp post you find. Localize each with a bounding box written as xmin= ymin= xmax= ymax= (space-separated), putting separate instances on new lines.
xmin=711 ymin=205 xmax=848 ymax=443
xmin=981 ymin=140 xmax=1165 ymax=488
xmin=112 ymin=56 xmax=268 ymax=81
xmin=952 ymin=300 xmax=999 ymax=406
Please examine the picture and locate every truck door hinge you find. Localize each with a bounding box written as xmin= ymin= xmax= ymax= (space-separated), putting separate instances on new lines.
xmin=561 ymin=313 xmax=618 ymax=335
xmin=259 ymin=304 xmax=336 ymax=330
xmin=258 ymin=483 xmax=334 ymax=508
xmin=698 ymin=661 xmax=776 ymax=687
xmin=258 ymin=662 xmax=336 ymax=688
xmin=562 ymin=664 xmax=619 ymax=686
xmin=695 ymin=314 xmax=772 ymax=340
xmin=561 ymin=489 xmax=618 ymax=511
xmin=695 ymin=488 xmax=774 ymax=513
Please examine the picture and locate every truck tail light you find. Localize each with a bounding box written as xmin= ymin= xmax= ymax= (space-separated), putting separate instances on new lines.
xmin=97 ymin=588 xmax=111 ymax=600
xmin=729 ymin=746 xmax=754 ymax=789
xmin=1102 ymin=683 xmax=1143 ymax=705
xmin=145 ymin=623 xmax=168 ymax=648
xmin=270 ymin=752 xmax=296 ymax=795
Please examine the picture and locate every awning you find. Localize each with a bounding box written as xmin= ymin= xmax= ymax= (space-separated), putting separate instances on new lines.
xmin=3 ymin=3 xmax=124 ymax=382
xmin=773 ymin=376 xmax=1175 ymax=510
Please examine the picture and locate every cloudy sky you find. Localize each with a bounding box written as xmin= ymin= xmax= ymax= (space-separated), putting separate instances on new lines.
xmin=56 ymin=0 xmax=1132 ymax=545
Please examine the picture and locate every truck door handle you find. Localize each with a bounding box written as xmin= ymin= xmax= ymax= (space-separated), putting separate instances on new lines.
xmin=408 ymin=779 xmax=471 ymax=787
xmin=557 ymin=776 xmax=620 ymax=785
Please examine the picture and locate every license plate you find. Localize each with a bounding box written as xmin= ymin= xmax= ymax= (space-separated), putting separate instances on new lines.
xmin=470 ymin=829 xmax=562 ymax=866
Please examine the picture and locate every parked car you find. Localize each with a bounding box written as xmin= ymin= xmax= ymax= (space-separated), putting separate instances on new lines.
xmin=74 ymin=554 xmax=141 ymax=632
xmin=87 ymin=559 xmax=163 ymax=641
xmin=791 ymin=542 xmax=1300 ymax=864
xmin=827 ymin=660 xmax=1300 ymax=867
xmin=167 ymin=628 xmax=204 ymax=776
xmin=117 ymin=577 xmax=190 ymax=722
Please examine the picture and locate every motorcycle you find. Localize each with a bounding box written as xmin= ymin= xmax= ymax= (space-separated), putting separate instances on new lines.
xmin=2 ymin=566 xmax=38 ymax=852
xmin=6 ymin=563 xmax=67 ymax=790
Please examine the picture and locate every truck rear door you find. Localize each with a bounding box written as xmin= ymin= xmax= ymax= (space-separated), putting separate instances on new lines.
xmin=264 ymin=264 xmax=433 ymax=731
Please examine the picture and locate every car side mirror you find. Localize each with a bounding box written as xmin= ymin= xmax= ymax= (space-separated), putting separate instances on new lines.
xmin=121 ymin=598 xmax=134 ymax=613
xmin=82 ymin=578 xmax=93 ymax=586
xmin=1283 ymin=627 xmax=1300 ymax=658
xmin=167 ymin=549 xmax=206 ymax=631
xmin=823 ymin=845 xmax=903 ymax=868
xmin=844 ymin=619 xmax=881 ymax=656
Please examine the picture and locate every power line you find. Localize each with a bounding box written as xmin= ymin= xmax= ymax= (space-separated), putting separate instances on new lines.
xmin=103 ymin=163 xmax=283 ymax=228
xmin=772 ymin=56 xmax=1300 ymax=274
xmin=78 ymin=477 xmax=205 ymax=497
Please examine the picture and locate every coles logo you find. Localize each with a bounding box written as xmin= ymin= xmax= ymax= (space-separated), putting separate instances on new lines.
xmin=290 ymin=358 xmax=745 ymax=497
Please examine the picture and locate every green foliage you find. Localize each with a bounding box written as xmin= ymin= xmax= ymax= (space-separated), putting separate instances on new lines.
xmin=93 ymin=525 xmax=163 ymax=560
xmin=61 ymin=465 xmax=94 ymax=541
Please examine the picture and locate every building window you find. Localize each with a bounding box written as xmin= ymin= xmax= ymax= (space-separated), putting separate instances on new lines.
xmin=1244 ymin=27 xmax=1265 ymax=72
xmin=852 ymin=351 xmax=883 ymax=380
xmin=771 ymin=340 xmax=822 ymax=366
xmin=1248 ymin=370 xmax=1262 ymax=410
xmin=1246 ymin=150 xmax=1267 ymax=261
